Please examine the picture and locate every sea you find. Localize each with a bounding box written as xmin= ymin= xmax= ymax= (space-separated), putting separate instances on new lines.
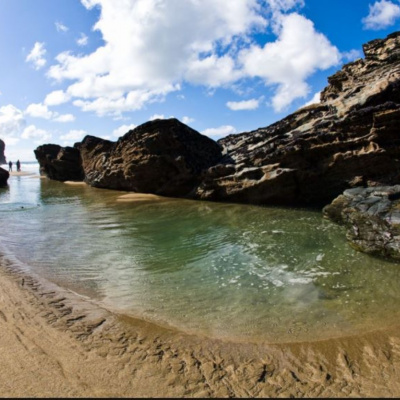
xmin=1 ymin=161 xmax=400 ymax=343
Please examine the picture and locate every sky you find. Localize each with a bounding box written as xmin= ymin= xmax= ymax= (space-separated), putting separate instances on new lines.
xmin=0 ymin=0 xmax=400 ymax=161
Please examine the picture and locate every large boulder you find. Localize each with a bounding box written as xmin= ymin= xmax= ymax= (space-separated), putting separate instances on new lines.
xmin=0 ymin=139 xmax=6 ymax=164
xmin=0 ymin=167 xmax=9 ymax=187
xmin=34 ymin=144 xmax=84 ymax=181
xmin=77 ymin=118 xmax=222 ymax=196
xmin=323 ymin=186 xmax=400 ymax=259
xmin=195 ymin=32 xmax=400 ymax=206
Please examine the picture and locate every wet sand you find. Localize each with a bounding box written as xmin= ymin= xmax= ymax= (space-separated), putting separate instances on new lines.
xmin=1 ymin=253 xmax=400 ymax=397
xmin=9 ymin=171 xmax=37 ymax=177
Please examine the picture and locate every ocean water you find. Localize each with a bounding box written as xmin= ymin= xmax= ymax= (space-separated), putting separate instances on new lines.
xmin=1 ymin=166 xmax=400 ymax=343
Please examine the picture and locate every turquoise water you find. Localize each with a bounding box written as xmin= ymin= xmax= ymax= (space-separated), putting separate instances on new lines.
xmin=1 ymin=166 xmax=400 ymax=343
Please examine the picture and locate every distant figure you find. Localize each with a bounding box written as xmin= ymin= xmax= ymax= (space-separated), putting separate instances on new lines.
xmin=8 ymin=161 xmax=12 ymax=172
xmin=16 ymin=160 xmax=21 ymax=172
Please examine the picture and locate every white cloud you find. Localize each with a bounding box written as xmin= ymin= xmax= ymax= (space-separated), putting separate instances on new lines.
xmin=182 ymin=116 xmax=195 ymax=124
xmin=26 ymin=42 xmax=47 ymax=70
xmin=363 ymin=0 xmax=400 ymax=30
xmin=25 ymin=103 xmax=54 ymax=120
xmin=0 ymin=105 xmax=25 ymax=145
xmin=55 ymin=22 xmax=69 ymax=32
xmin=60 ymin=129 xmax=87 ymax=145
xmin=77 ymin=33 xmax=89 ymax=46
xmin=112 ymin=123 xmax=137 ymax=137
xmin=47 ymin=0 xmax=270 ymax=116
xmin=226 ymin=98 xmax=260 ymax=110
xmin=202 ymin=125 xmax=237 ymax=138
xmin=342 ymin=49 xmax=363 ymax=62
xmin=21 ymin=125 xmax=52 ymax=143
xmin=302 ymin=91 xmax=321 ymax=108
xmin=53 ymin=114 xmax=76 ymax=123
xmin=149 ymin=114 xmax=166 ymax=121
xmin=44 ymin=90 xmax=71 ymax=106
xmin=239 ymin=13 xmax=340 ymax=111
xmin=46 ymin=0 xmax=337 ymax=116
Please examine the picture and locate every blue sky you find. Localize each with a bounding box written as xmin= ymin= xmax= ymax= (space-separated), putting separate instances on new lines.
xmin=0 ymin=0 xmax=399 ymax=161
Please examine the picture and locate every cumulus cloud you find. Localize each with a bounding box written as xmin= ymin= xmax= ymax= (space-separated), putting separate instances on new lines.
xmin=226 ymin=98 xmax=260 ymax=110
xmin=45 ymin=0 xmax=338 ymax=116
xmin=112 ymin=123 xmax=137 ymax=137
xmin=44 ymin=90 xmax=71 ymax=106
xmin=21 ymin=125 xmax=52 ymax=143
xmin=60 ymin=129 xmax=87 ymax=145
xmin=53 ymin=114 xmax=76 ymax=123
xmin=202 ymin=125 xmax=237 ymax=138
xmin=0 ymin=105 xmax=25 ymax=145
xmin=77 ymin=33 xmax=89 ymax=46
xmin=182 ymin=116 xmax=195 ymax=124
xmin=25 ymin=103 xmax=54 ymax=120
xmin=302 ymin=91 xmax=321 ymax=108
xmin=26 ymin=42 xmax=47 ymax=70
xmin=55 ymin=22 xmax=69 ymax=32
xmin=363 ymin=0 xmax=400 ymax=30
xmin=239 ymin=13 xmax=340 ymax=111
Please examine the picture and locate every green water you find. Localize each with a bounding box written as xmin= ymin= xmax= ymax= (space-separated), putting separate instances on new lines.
xmin=1 ymin=170 xmax=400 ymax=343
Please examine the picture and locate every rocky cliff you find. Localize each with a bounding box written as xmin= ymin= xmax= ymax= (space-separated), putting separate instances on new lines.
xmin=195 ymin=31 xmax=400 ymax=205
xmin=0 ymin=139 xmax=6 ymax=164
xmin=35 ymin=31 xmax=400 ymax=207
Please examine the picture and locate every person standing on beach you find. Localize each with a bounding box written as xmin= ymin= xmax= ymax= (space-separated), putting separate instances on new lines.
xmin=16 ymin=160 xmax=21 ymax=172
xmin=8 ymin=161 xmax=12 ymax=172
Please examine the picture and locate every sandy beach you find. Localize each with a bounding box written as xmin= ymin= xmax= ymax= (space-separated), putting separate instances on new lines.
xmin=0 ymin=253 xmax=400 ymax=398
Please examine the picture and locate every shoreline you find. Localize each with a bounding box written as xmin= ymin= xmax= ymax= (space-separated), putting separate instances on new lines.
xmin=1 ymin=255 xmax=400 ymax=397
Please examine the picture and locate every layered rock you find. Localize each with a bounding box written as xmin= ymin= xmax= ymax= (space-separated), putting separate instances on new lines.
xmin=34 ymin=144 xmax=84 ymax=182
xmin=0 ymin=139 xmax=6 ymax=164
xmin=77 ymin=119 xmax=222 ymax=196
xmin=323 ymin=186 xmax=400 ymax=259
xmin=0 ymin=167 xmax=9 ymax=187
xmin=195 ymin=32 xmax=400 ymax=205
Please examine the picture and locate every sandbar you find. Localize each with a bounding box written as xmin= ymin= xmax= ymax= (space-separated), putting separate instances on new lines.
xmin=0 ymin=255 xmax=400 ymax=397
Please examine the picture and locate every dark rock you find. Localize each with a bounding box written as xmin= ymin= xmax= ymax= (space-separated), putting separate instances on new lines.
xmin=34 ymin=144 xmax=84 ymax=181
xmin=323 ymin=186 xmax=400 ymax=259
xmin=0 ymin=167 xmax=9 ymax=187
xmin=0 ymin=139 xmax=6 ymax=164
xmin=77 ymin=119 xmax=222 ymax=196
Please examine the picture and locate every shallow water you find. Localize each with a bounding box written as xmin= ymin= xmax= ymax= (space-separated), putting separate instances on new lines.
xmin=1 ymin=166 xmax=400 ymax=343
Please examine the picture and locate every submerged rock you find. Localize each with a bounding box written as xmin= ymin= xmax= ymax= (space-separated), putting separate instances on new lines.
xmin=0 ymin=167 xmax=9 ymax=187
xmin=323 ymin=186 xmax=400 ymax=259
xmin=34 ymin=31 xmax=400 ymax=206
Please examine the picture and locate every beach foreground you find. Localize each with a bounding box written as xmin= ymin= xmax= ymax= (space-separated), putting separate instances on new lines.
xmin=1 ymin=257 xmax=400 ymax=397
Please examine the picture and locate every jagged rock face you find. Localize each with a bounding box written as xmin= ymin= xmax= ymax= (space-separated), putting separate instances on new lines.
xmin=34 ymin=144 xmax=84 ymax=181
xmin=323 ymin=186 xmax=400 ymax=259
xmin=78 ymin=119 xmax=222 ymax=196
xmin=0 ymin=139 xmax=6 ymax=164
xmin=195 ymin=31 xmax=400 ymax=206
xmin=0 ymin=167 xmax=9 ymax=187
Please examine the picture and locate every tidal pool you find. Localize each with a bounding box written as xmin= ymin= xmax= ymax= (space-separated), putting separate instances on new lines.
xmin=1 ymin=168 xmax=400 ymax=343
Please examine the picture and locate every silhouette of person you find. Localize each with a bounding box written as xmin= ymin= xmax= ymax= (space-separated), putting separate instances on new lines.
xmin=16 ymin=160 xmax=21 ymax=172
xmin=8 ymin=161 xmax=12 ymax=172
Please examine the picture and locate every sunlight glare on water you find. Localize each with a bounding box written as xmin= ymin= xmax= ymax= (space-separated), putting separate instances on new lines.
xmin=1 ymin=171 xmax=400 ymax=343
